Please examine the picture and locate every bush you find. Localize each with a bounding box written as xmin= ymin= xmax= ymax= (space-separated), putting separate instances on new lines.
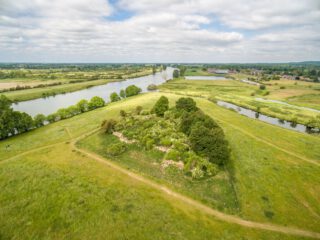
xmin=191 ymin=167 xmax=204 ymax=179
xmin=147 ymin=84 xmax=158 ymax=91
xmin=120 ymin=110 xmax=127 ymax=118
xmin=125 ymin=85 xmax=142 ymax=97
xmin=110 ymin=92 xmax=121 ymax=102
xmin=34 ymin=114 xmax=46 ymax=127
xmin=259 ymin=85 xmax=266 ymax=90
xmin=135 ymin=106 xmax=143 ymax=115
xmin=106 ymin=143 xmax=127 ymax=156
xmin=176 ymin=97 xmax=198 ymax=112
xmin=160 ymin=137 xmax=172 ymax=146
xmin=77 ymin=99 xmax=89 ymax=112
xmin=120 ymin=89 xmax=126 ymax=98
xmin=152 ymin=96 xmax=169 ymax=117
xmin=88 ymin=96 xmax=105 ymax=110
xmin=173 ymin=69 xmax=180 ymax=78
xmin=165 ymin=149 xmax=182 ymax=161
xmin=101 ymin=119 xmax=117 ymax=134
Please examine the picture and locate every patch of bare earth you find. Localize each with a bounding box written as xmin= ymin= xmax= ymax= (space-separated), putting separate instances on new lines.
xmin=112 ymin=132 xmax=136 ymax=144
xmin=161 ymin=160 xmax=184 ymax=170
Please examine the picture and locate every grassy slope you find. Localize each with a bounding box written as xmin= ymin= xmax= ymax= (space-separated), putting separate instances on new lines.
xmin=0 ymin=93 xmax=303 ymax=239
xmin=195 ymin=98 xmax=320 ymax=232
xmin=77 ymin=133 xmax=239 ymax=214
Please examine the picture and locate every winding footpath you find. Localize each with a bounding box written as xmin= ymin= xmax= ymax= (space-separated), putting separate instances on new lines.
xmin=0 ymin=127 xmax=320 ymax=239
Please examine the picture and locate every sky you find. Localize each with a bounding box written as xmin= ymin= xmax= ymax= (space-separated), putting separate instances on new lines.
xmin=0 ymin=0 xmax=319 ymax=63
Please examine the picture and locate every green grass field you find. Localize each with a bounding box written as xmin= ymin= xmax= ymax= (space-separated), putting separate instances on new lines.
xmin=1 ymin=67 xmax=153 ymax=102
xmin=160 ymin=78 xmax=320 ymax=125
xmin=0 ymin=92 xmax=319 ymax=239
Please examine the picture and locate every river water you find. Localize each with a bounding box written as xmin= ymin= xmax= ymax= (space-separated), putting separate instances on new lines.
xmin=13 ymin=67 xmax=174 ymax=116
xmin=217 ymin=100 xmax=318 ymax=134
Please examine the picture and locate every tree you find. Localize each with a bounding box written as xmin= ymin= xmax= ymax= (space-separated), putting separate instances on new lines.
xmin=47 ymin=114 xmax=58 ymax=123
xmin=77 ymin=99 xmax=89 ymax=113
xmin=125 ymin=85 xmax=142 ymax=97
xmin=152 ymin=65 xmax=156 ymax=75
xmin=88 ymin=96 xmax=105 ymax=110
xmin=176 ymin=97 xmax=198 ymax=112
xmin=13 ymin=112 xmax=34 ymax=134
xmin=66 ymin=105 xmax=80 ymax=116
xmin=34 ymin=114 xmax=46 ymax=127
xmin=152 ymin=96 xmax=169 ymax=117
xmin=101 ymin=119 xmax=117 ymax=134
xmin=110 ymin=92 xmax=121 ymax=102
xmin=0 ymin=95 xmax=11 ymax=114
xmin=173 ymin=69 xmax=180 ymax=78
xmin=120 ymin=89 xmax=126 ymax=98
xmin=189 ymin=124 xmax=229 ymax=166
xmin=180 ymin=110 xmax=218 ymax=135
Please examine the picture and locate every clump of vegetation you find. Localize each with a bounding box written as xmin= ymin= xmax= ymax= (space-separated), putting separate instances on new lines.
xmin=100 ymin=96 xmax=230 ymax=179
xmin=125 ymin=85 xmax=142 ymax=97
xmin=147 ymin=84 xmax=158 ymax=91
xmin=106 ymin=142 xmax=127 ymax=156
xmin=173 ymin=69 xmax=180 ymax=78
xmin=151 ymin=96 xmax=169 ymax=117
xmin=0 ymin=95 xmax=34 ymax=139
xmin=101 ymin=119 xmax=117 ymax=134
xmin=110 ymin=92 xmax=121 ymax=102
xmin=259 ymin=85 xmax=266 ymax=90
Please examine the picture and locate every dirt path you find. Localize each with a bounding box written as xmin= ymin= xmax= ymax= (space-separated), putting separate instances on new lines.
xmin=1 ymin=126 xmax=319 ymax=238
xmin=71 ymin=141 xmax=320 ymax=239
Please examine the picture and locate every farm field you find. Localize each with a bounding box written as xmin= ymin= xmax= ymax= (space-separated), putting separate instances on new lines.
xmin=0 ymin=66 xmax=154 ymax=102
xmin=0 ymin=92 xmax=319 ymax=239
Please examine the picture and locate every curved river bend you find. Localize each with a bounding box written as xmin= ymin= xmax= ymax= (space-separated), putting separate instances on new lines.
xmin=13 ymin=68 xmax=174 ymax=116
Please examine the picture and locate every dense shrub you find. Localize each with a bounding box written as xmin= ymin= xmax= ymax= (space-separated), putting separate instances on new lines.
xmin=189 ymin=124 xmax=229 ymax=165
xmin=176 ymin=97 xmax=198 ymax=112
xmin=135 ymin=106 xmax=143 ymax=115
xmin=259 ymin=85 xmax=266 ymax=90
xmin=152 ymin=96 xmax=169 ymax=117
xmin=173 ymin=69 xmax=180 ymax=78
xmin=88 ymin=96 xmax=105 ymax=110
xmin=101 ymin=119 xmax=117 ymax=134
xmin=76 ymin=99 xmax=89 ymax=112
xmin=120 ymin=89 xmax=126 ymax=98
xmin=34 ymin=114 xmax=46 ymax=127
xmin=125 ymin=85 xmax=141 ymax=97
xmin=110 ymin=92 xmax=121 ymax=102
xmin=180 ymin=110 xmax=218 ymax=135
xmin=106 ymin=143 xmax=127 ymax=156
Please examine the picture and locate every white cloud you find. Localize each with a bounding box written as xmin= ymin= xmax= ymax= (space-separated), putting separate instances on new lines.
xmin=0 ymin=0 xmax=319 ymax=62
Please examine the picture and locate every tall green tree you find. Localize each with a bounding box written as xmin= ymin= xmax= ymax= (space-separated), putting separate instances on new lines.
xmin=110 ymin=92 xmax=121 ymax=102
xmin=152 ymin=96 xmax=169 ymax=117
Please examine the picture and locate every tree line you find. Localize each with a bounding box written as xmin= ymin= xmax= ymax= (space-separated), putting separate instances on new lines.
xmin=0 ymin=84 xmax=142 ymax=140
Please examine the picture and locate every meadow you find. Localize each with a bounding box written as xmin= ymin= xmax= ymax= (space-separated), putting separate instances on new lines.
xmin=160 ymin=78 xmax=320 ymax=125
xmin=0 ymin=92 xmax=319 ymax=239
xmin=0 ymin=66 xmax=154 ymax=102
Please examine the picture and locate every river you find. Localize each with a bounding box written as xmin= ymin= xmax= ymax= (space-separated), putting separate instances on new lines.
xmin=217 ymin=100 xmax=319 ymax=134
xmin=13 ymin=67 xmax=174 ymax=116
